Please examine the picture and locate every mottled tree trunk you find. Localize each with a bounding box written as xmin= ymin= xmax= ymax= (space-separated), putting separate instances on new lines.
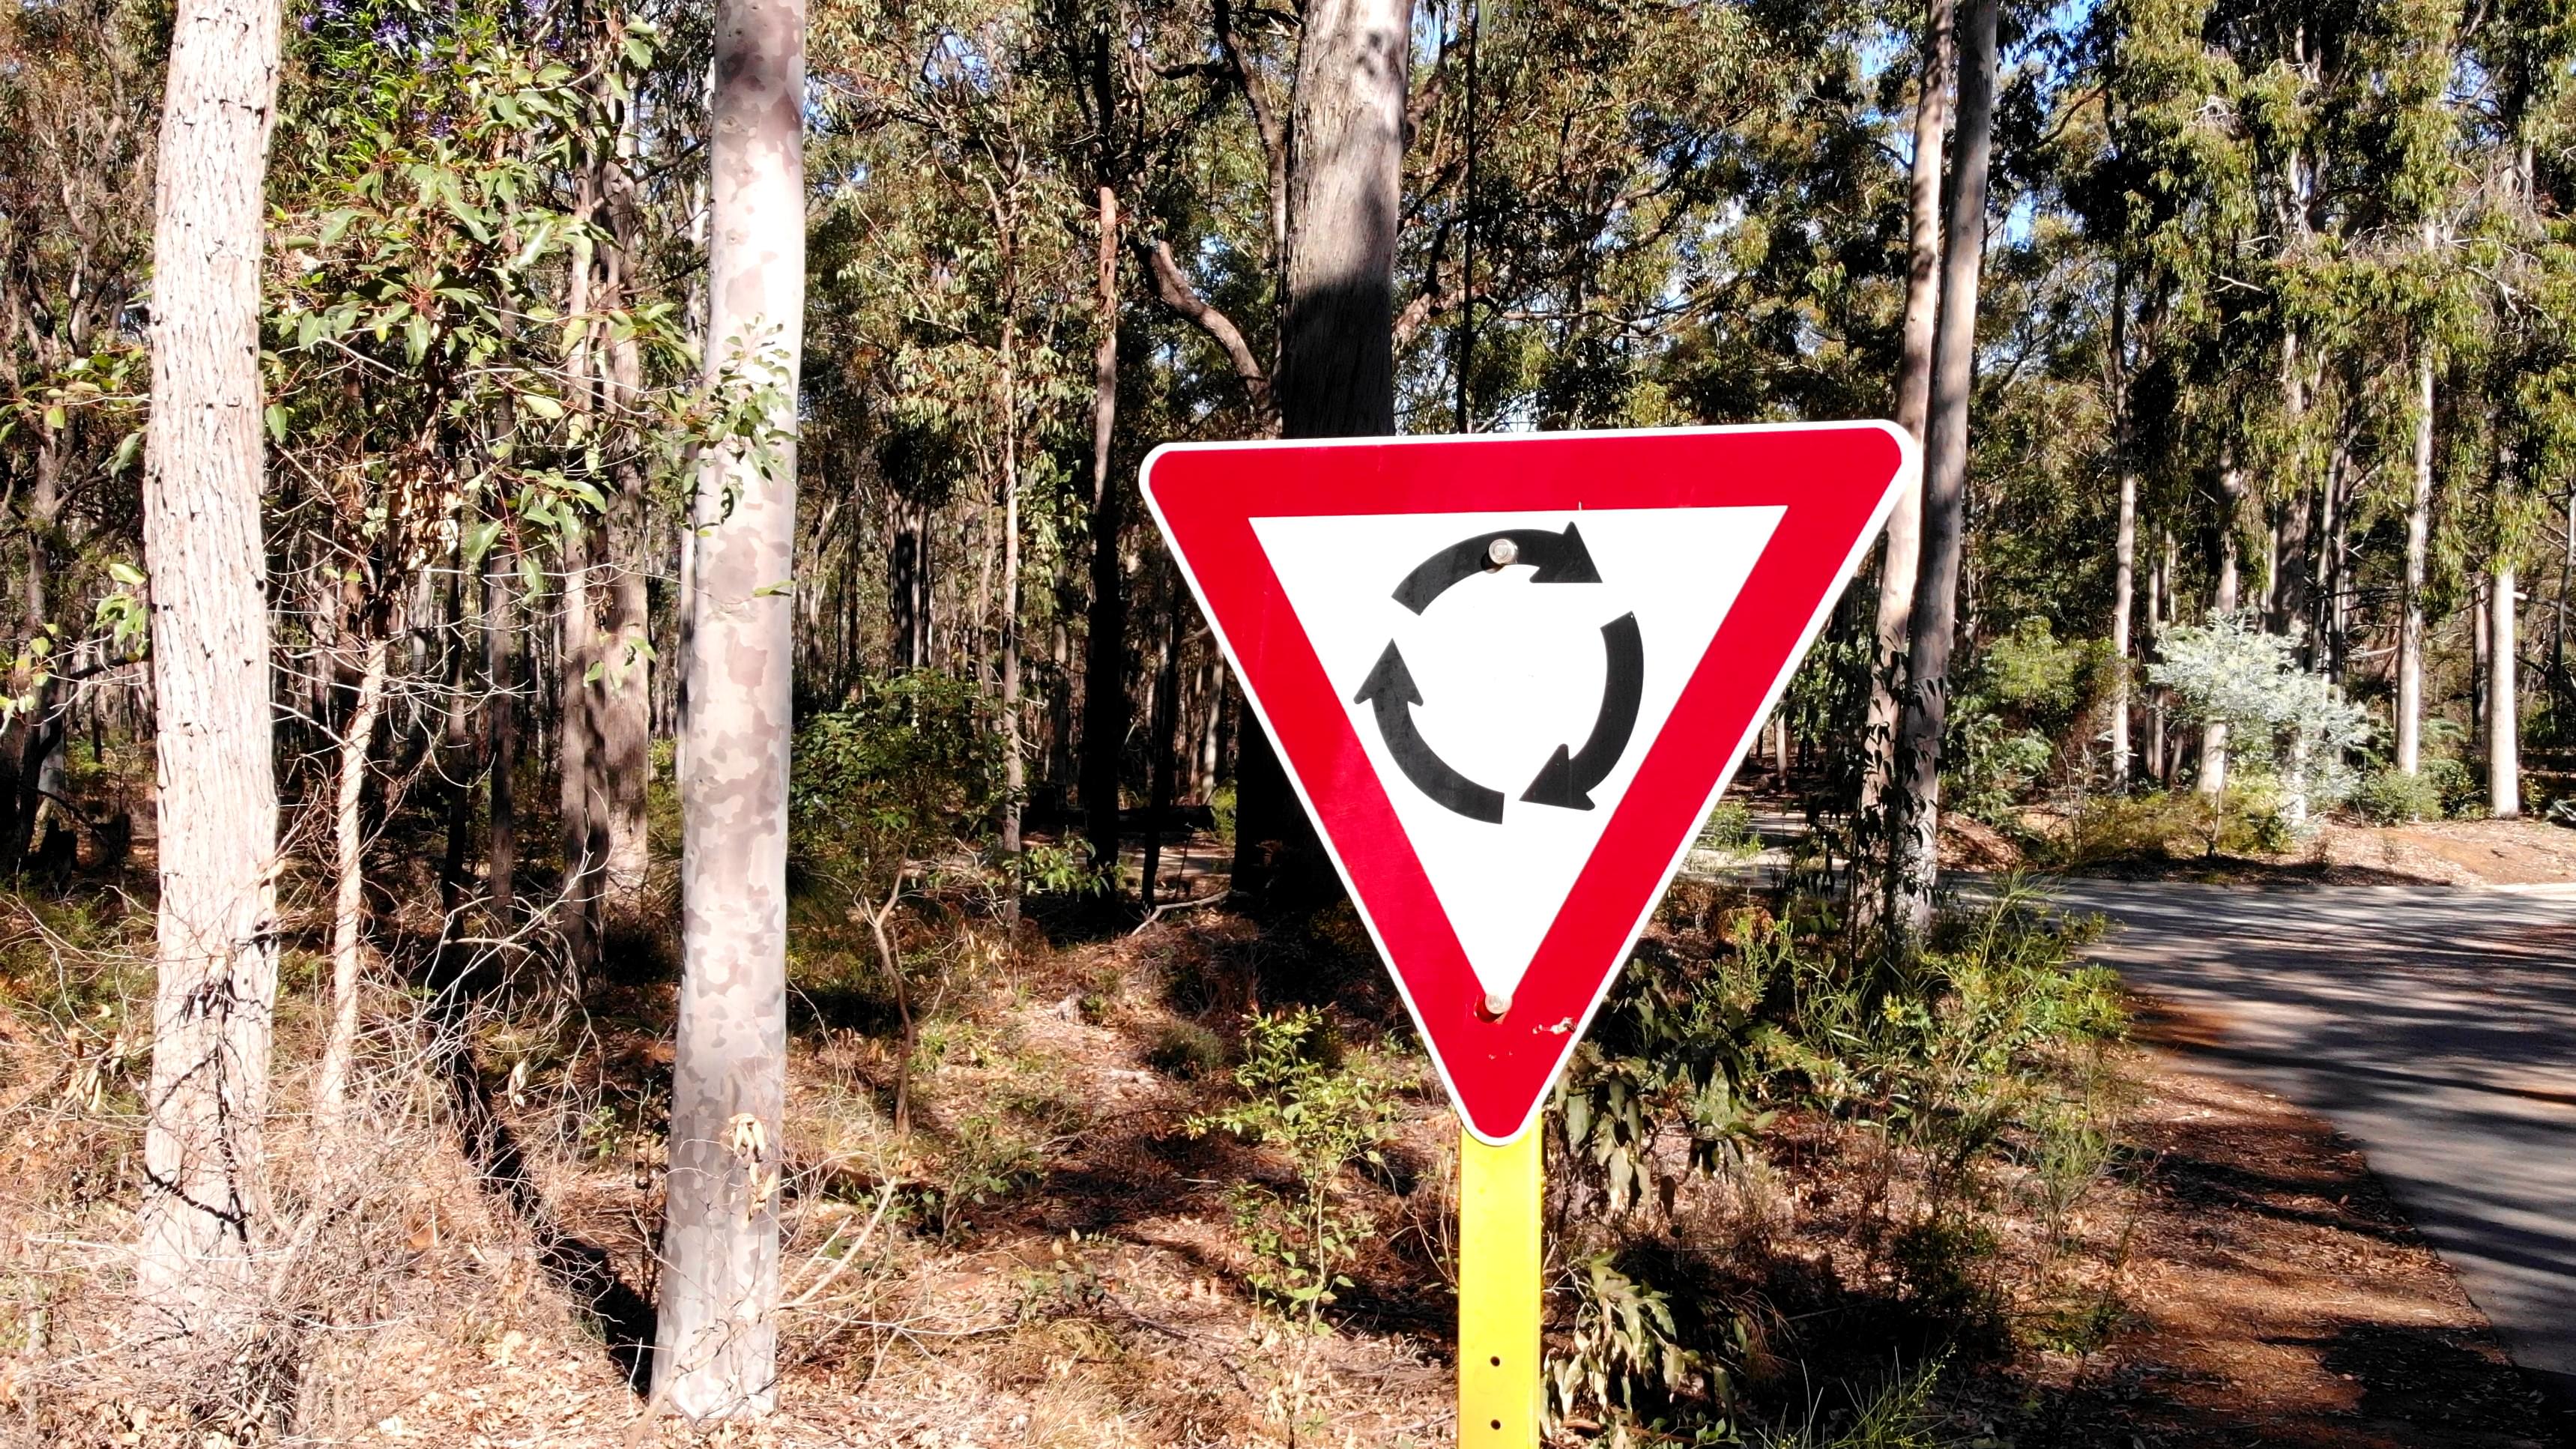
xmin=1890 ymin=0 xmax=1998 ymax=936
xmin=1230 ymin=0 xmax=1410 ymax=912
xmin=486 ymin=547 xmax=520 ymax=919
xmin=1860 ymin=0 xmax=1950 ymax=835
xmin=599 ymin=126 xmax=655 ymax=921
xmin=1081 ymin=185 xmax=1128 ymax=891
xmin=314 ymin=634 xmax=390 ymax=1141
xmin=2491 ymin=563 xmax=2519 ymax=817
xmin=135 ymin=0 xmax=286 ymax=1333
xmin=651 ymin=0 xmax=803 ymax=1418
xmin=558 ymin=545 xmax=602 ymax=971
xmin=2398 ymin=344 xmax=2434 ymax=776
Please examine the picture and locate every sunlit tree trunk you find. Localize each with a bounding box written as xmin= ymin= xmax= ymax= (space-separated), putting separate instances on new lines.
xmin=1890 ymin=0 xmax=1997 ymax=935
xmin=2398 ymin=342 xmax=2434 ymax=775
xmin=1861 ymin=0 xmax=1950 ymax=834
xmin=315 ymin=634 xmax=390 ymax=1142
xmin=135 ymin=0 xmax=286 ymax=1333
xmin=652 ymin=0 xmax=804 ymax=1418
xmin=1081 ymin=184 xmax=1127 ymax=892
xmin=1231 ymin=0 xmax=1411 ymax=913
xmin=2491 ymin=563 xmax=2519 ymax=817
xmin=2199 ymin=456 xmax=2243 ymax=797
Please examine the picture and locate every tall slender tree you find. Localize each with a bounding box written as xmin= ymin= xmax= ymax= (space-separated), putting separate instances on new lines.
xmin=1892 ymin=0 xmax=1999 ymax=934
xmin=1228 ymin=0 xmax=1411 ymax=913
xmin=133 ymin=0 xmax=286 ymax=1331
xmin=653 ymin=0 xmax=806 ymax=1417
xmin=1861 ymin=0 xmax=1952 ymax=842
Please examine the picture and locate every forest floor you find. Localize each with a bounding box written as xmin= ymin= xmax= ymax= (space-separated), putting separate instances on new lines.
xmin=6 ymin=799 xmax=2575 ymax=1445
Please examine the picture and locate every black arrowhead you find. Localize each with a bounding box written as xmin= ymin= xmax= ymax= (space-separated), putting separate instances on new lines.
xmin=1392 ymin=522 xmax=1603 ymax=613
xmin=1354 ymin=640 xmax=1505 ymax=823
xmin=1521 ymin=612 xmax=1642 ymax=811
xmin=1525 ymin=522 xmax=1600 ymax=584
xmin=1520 ymin=743 xmax=1592 ymax=810
xmin=1353 ymin=641 xmax=1421 ymax=707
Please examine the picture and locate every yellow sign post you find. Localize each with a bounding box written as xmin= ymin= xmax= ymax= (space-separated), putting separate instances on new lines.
xmin=1457 ymin=1126 xmax=1543 ymax=1445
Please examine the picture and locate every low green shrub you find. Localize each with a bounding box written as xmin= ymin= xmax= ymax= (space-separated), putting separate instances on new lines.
xmin=2352 ymin=764 xmax=2444 ymax=823
xmin=1186 ymin=1008 xmax=1398 ymax=1327
xmin=1696 ymin=800 xmax=1763 ymax=862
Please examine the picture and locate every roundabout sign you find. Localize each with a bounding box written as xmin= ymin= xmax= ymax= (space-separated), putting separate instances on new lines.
xmin=1141 ymin=422 xmax=1914 ymax=1447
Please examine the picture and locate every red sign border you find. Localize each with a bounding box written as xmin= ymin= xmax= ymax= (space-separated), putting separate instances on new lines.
xmin=1141 ymin=423 xmax=1914 ymax=1143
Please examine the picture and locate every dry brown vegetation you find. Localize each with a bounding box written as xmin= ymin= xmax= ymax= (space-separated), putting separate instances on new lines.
xmin=4 ymin=811 xmax=2566 ymax=1448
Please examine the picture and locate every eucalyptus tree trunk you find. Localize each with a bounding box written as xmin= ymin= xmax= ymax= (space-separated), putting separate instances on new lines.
xmin=486 ymin=545 xmax=520 ymax=919
xmin=2398 ymin=343 xmax=2434 ymax=776
xmin=135 ymin=0 xmax=285 ymax=1332
xmin=1860 ymin=0 xmax=1951 ymax=834
xmin=315 ymin=634 xmax=390 ymax=1142
xmin=2491 ymin=563 xmax=2519 ymax=817
xmin=2109 ymin=467 xmax=2137 ymax=788
xmin=558 ymin=547 xmax=602 ymax=971
xmin=2198 ymin=456 xmax=2243 ymax=797
xmin=1 ymin=453 xmax=63 ymax=874
xmin=2146 ymin=534 xmax=2170 ymax=783
xmin=1230 ymin=0 xmax=1411 ymax=913
xmin=599 ymin=122 xmax=655 ymax=921
xmin=1081 ymin=184 xmax=1127 ymax=892
xmin=998 ymin=314 xmax=1025 ymax=928
xmin=652 ymin=0 xmax=804 ymax=1418
xmin=1890 ymin=0 xmax=1998 ymax=937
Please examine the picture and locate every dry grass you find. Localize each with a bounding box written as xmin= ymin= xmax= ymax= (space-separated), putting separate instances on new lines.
xmin=0 ymin=842 xmax=2563 ymax=1448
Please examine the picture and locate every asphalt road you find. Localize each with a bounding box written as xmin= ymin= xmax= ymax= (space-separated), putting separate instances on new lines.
xmin=2037 ymin=878 xmax=2576 ymax=1397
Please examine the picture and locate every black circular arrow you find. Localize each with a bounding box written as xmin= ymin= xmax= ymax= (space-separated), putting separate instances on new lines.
xmin=1354 ymin=524 xmax=1642 ymax=824
xmin=1520 ymin=612 xmax=1642 ymax=812
xmin=1353 ymin=643 xmax=1507 ymax=823
xmin=1390 ymin=522 xmax=1599 ymax=614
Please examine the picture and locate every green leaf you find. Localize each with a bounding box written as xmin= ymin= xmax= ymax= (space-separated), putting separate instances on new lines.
xmin=517 ymin=391 xmax=566 ymax=420
xmin=111 ymin=431 xmax=142 ymax=475
xmin=264 ymin=404 xmax=289 ymax=443
xmin=461 ymin=518 xmax=505 ymax=569
xmin=108 ymin=561 xmax=145 ymax=587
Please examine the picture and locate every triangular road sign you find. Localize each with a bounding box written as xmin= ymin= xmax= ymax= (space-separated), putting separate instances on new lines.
xmin=1143 ymin=423 xmax=1915 ymax=1143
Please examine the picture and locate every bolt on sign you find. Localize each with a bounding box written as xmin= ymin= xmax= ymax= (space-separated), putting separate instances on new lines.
xmin=1142 ymin=423 xmax=1915 ymax=1445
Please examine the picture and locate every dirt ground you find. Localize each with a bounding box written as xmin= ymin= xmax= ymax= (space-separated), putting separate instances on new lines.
xmin=11 ymin=809 xmax=2576 ymax=1447
xmin=2325 ymin=817 xmax=2576 ymax=886
xmin=2004 ymin=1047 xmax=2566 ymax=1449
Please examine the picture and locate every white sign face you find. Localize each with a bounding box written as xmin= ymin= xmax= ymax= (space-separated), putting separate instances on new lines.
xmin=1251 ymin=505 xmax=1785 ymax=1002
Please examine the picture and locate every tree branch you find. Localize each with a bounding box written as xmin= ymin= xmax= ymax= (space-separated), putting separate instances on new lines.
xmin=1138 ymin=238 xmax=1279 ymax=434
